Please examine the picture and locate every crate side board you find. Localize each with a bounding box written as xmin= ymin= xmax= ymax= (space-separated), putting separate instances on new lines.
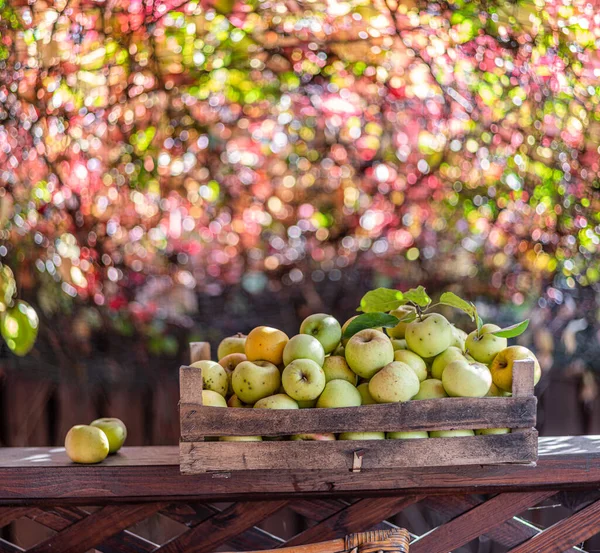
xmin=180 ymin=429 xmax=538 ymax=473
xmin=180 ymin=396 xmax=536 ymax=438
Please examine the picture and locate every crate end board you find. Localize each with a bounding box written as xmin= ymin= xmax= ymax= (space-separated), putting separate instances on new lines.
xmin=180 ymin=429 xmax=538 ymax=473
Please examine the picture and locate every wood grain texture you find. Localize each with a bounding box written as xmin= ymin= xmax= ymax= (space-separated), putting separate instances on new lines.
xmin=180 ymin=366 xmax=204 ymax=405
xmin=508 ymin=499 xmax=600 ymax=553
xmin=25 ymin=503 xmax=164 ymax=553
xmin=410 ymin=491 xmax=556 ymax=553
xmin=512 ymin=359 xmax=536 ymax=398
xmin=0 ymin=507 xmax=31 ymax=528
xmin=284 ymin=496 xmax=422 ymax=546
xmin=180 ymin=430 xmax=538 ymax=472
xmin=180 ymin=396 xmax=537 ymax=439
xmin=156 ymin=500 xmax=288 ymax=553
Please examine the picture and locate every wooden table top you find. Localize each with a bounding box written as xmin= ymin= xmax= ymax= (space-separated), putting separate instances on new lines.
xmin=1 ymin=435 xmax=599 ymax=504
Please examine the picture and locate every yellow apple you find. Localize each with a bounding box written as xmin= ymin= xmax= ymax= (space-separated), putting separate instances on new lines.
xmin=65 ymin=425 xmax=109 ymax=464
xmin=387 ymin=431 xmax=429 ymax=439
xmin=232 ymin=360 xmax=281 ymax=404
xmin=191 ymin=360 xmax=229 ymax=398
xmin=386 ymin=305 xmax=416 ymax=338
xmin=465 ymin=324 xmax=507 ymax=364
xmin=442 ymin=359 xmax=492 ymax=397
xmin=220 ymin=435 xmax=262 ymax=441
xmin=245 ymin=326 xmax=289 ymax=365
xmin=368 ymin=361 xmax=420 ymax=403
xmin=316 ymin=380 xmax=361 ymax=408
xmin=431 ymin=346 xmax=467 ymax=380
xmin=490 ymin=346 xmax=541 ymax=392
xmin=322 ymin=355 xmax=357 ymax=385
xmin=357 ymin=382 xmax=377 ymax=405
xmin=339 ymin=432 xmax=385 ymax=440
xmin=282 ymin=359 xmax=326 ymax=401
xmin=430 ymin=430 xmax=475 ymax=438
xmin=475 ymin=428 xmax=510 ymax=435
xmin=202 ymin=390 xmax=228 ymax=407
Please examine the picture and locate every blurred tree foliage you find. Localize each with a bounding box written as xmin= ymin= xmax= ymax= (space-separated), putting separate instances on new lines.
xmin=0 ymin=0 xmax=599 ymax=364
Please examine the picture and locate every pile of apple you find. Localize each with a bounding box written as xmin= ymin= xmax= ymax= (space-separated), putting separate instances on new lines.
xmin=64 ymin=418 xmax=128 ymax=463
xmin=195 ymin=287 xmax=541 ymax=441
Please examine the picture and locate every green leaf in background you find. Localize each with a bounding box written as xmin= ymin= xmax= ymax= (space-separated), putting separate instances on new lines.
xmin=358 ymin=288 xmax=404 ymax=313
xmin=439 ymin=292 xmax=477 ymax=321
xmin=492 ymin=319 xmax=530 ymax=339
xmin=403 ymin=286 xmax=431 ymax=307
xmin=1 ymin=300 xmax=39 ymax=356
xmin=343 ymin=312 xmax=399 ymax=339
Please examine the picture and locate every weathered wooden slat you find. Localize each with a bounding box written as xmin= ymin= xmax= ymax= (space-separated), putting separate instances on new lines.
xmin=423 ymin=495 xmax=584 ymax=553
xmin=26 ymin=503 xmax=164 ymax=553
xmin=180 ymin=396 xmax=537 ymax=438
xmin=512 ymin=359 xmax=536 ymax=398
xmin=156 ymin=501 xmax=288 ymax=553
xmin=508 ymin=499 xmax=600 ymax=553
xmin=410 ymin=491 xmax=556 ymax=553
xmin=284 ymin=496 xmax=423 ymax=546
xmin=180 ymin=429 xmax=538 ymax=472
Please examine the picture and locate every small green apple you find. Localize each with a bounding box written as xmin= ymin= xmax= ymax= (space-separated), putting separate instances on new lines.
xmin=191 ymin=360 xmax=229 ymax=398
xmin=405 ymin=313 xmax=453 ymax=358
xmin=345 ymin=329 xmax=394 ymax=379
xmin=393 ymin=349 xmax=427 ymax=381
xmin=202 ymin=390 xmax=228 ymax=407
xmin=442 ymin=359 xmax=492 ymax=397
xmin=322 ymin=355 xmax=357 ymax=385
xmin=490 ymin=346 xmax=542 ymax=392
xmin=430 ymin=430 xmax=475 ymax=438
xmin=431 ymin=346 xmax=466 ymax=380
xmin=413 ymin=378 xmax=448 ymax=400
xmin=387 ymin=431 xmax=429 ymax=439
xmin=357 ymin=382 xmax=377 ymax=405
xmin=390 ymin=339 xmax=408 ymax=351
xmin=90 ymin=418 xmax=127 ymax=454
xmin=300 ymin=313 xmax=342 ymax=354
xmin=475 ymin=428 xmax=510 ymax=435
xmin=386 ymin=305 xmax=416 ymax=338
xmin=65 ymin=425 xmax=110 ymax=464
xmin=231 ymin=360 xmax=280 ymax=404
xmin=220 ymin=435 xmax=263 ymax=441
xmin=254 ymin=393 xmax=299 ymax=409
xmin=465 ymin=324 xmax=508 ymax=364
xmin=316 ymin=380 xmax=361 ymax=408
xmin=283 ymin=334 xmax=325 ymax=367
xmin=282 ymin=359 xmax=326 ymax=401
xmin=339 ymin=432 xmax=385 ymax=440
xmin=290 ymin=433 xmax=336 ymax=441
xmin=368 ymin=361 xmax=420 ymax=403
xmin=217 ymin=333 xmax=247 ymax=360
xmin=450 ymin=326 xmax=468 ymax=351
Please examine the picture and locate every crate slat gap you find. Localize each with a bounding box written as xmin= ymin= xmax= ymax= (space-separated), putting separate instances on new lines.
xmin=180 ymin=342 xmax=538 ymax=473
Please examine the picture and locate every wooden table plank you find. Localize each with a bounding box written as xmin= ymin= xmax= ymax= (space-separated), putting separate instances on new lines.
xmin=410 ymin=491 xmax=556 ymax=553
xmin=508 ymin=499 xmax=600 ymax=553
xmin=1 ymin=437 xmax=600 ymax=503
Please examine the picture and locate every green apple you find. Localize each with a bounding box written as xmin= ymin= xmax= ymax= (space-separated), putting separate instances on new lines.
xmin=450 ymin=326 xmax=468 ymax=351
xmin=297 ymin=399 xmax=317 ymax=408
xmin=220 ymin=435 xmax=263 ymax=441
xmin=345 ymin=329 xmax=394 ymax=379
xmin=316 ymin=380 xmax=361 ymax=408
xmin=322 ymin=355 xmax=357 ymax=385
xmin=393 ymin=350 xmax=427 ymax=381
xmin=465 ymin=324 xmax=508 ymax=364
xmin=254 ymin=393 xmax=299 ymax=409
xmin=357 ymin=382 xmax=377 ymax=405
xmin=202 ymin=390 xmax=228 ymax=407
xmin=431 ymin=346 xmax=466 ymax=380
xmin=232 ymin=360 xmax=280 ymax=404
xmin=430 ymin=430 xmax=475 ymax=438
xmin=413 ymin=378 xmax=448 ymax=400
xmin=368 ymin=361 xmax=420 ymax=403
xmin=290 ymin=433 xmax=336 ymax=441
xmin=219 ymin=353 xmax=247 ymax=395
xmin=405 ymin=313 xmax=453 ymax=358
xmin=227 ymin=394 xmax=250 ymax=408
xmin=391 ymin=339 xmax=408 ymax=351
xmin=283 ymin=334 xmax=325 ymax=367
xmin=490 ymin=346 xmax=542 ymax=392
xmin=339 ymin=432 xmax=385 ymax=440
xmin=386 ymin=305 xmax=416 ymax=338
xmin=282 ymin=359 xmax=326 ymax=401
xmin=475 ymin=428 xmax=510 ymax=435
xmin=191 ymin=360 xmax=229 ymax=398
xmin=387 ymin=431 xmax=429 ymax=439
xmin=90 ymin=418 xmax=127 ymax=454
xmin=442 ymin=359 xmax=492 ymax=397
xmin=300 ymin=313 xmax=342 ymax=354
xmin=65 ymin=425 xmax=110 ymax=464
xmin=217 ymin=333 xmax=247 ymax=360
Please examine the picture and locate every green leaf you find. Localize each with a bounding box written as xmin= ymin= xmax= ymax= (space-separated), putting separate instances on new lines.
xmin=343 ymin=313 xmax=399 ymax=339
xmin=403 ymin=286 xmax=431 ymax=308
xmin=492 ymin=320 xmax=530 ymax=339
xmin=358 ymin=288 xmax=404 ymax=313
xmin=476 ymin=314 xmax=483 ymax=333
xmin=439 ymin=292 xmax=477 ymax=321
xmin=1 ymin=300 xmax=39 ymax=356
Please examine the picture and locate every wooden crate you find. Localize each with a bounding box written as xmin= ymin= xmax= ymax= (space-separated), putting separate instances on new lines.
xmin=180 ymin=342 xmax=538 ymax=474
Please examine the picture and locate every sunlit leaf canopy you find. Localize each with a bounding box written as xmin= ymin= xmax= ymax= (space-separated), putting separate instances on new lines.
xmin=1 ymin=0 xmax=599 ymax=337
